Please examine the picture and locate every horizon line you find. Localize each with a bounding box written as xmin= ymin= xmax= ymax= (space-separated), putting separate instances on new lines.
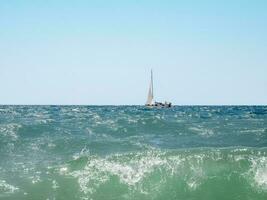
xmin=0 ymin=104 xmax=266 ymax=106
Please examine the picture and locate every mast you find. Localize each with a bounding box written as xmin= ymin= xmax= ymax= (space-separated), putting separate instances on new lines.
xmin=151 ymin=69 xmax=154 ymax=99
xmin=146 ymin=69 xmax=154 ymax=105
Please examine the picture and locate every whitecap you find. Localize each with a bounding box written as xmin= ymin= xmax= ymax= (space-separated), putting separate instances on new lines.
xmin=48 ymin=142 xmax=56 ymax=148
xmin=0 ymin=123 xmax=21 ymax=140
xmin=73 ymin=146 xmax=90 ymax=160
xmin=52 ymin=180 xmax=59 ymax=190
xmin=189 ymin=126 xmax=214 ymax=137
xmin=0 ymin=180 xmax=19 ymax=194
xmin=72 ymin=108 xmax=80 ymax=112
xmin=68 ymin=150 xmax=207 ymax=196
xmin=59 ymin=166 xmax=68 ymax=175
xmin=249 ymin=157 xmax=267 ymax=190
xmin=186 ymin=166 xmax=204 ymax=191
xmin=69 ymin=151 xmax=172 ymax=195
xmin=30 ymin=175 xmax=41 ymax=184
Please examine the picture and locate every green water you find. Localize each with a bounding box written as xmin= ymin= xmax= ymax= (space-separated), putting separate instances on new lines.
xmin=0 ymin=106 xmax=267 ymax=200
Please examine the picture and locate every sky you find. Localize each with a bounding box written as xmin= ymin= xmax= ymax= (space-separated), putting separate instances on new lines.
xmin=0 ymin=0 xmax=266 ymax=105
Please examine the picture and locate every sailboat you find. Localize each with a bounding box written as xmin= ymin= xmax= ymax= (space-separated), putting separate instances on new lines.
xmin=145 ymin=70 xmax=172 ymax=108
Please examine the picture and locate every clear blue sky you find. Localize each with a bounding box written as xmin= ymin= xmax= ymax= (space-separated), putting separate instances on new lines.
xmin=0 ymin=0 xmax=266 ymax=105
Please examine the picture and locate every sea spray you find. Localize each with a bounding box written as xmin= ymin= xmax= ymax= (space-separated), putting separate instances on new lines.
xmin=0 ymin=105 xmax=267 ymax=200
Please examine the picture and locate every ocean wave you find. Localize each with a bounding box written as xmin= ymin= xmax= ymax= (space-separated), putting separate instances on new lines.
xmin=249 ymin=156 xmax=267 ymax=190
xmin=188 ymin=126 xmax=214 ymax=137
xmin=240 ymin=128 xmax=265 ymax=134
xmin=52 ymin=180 xmax=59 ymax=190
xmin=0 ymin=123 xmax=21 ymax=140
xmin=0 ymin=180 xmax=19 ymax=194
xmin=58 ymin=148 xmax=267 ymax=199
xmin=69 ymin=150 xmax=173 ymax=195
xmin=1 ymin=106 xmax=267 ymax=199
xmin=2 ymin=147 xmax=267 ymax=199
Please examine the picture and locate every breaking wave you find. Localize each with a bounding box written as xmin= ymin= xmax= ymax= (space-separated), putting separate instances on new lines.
xmin=60 ymin=148 xmax=267 ymax=199
xmin=0 ymin=105 xmax=267 ymax=200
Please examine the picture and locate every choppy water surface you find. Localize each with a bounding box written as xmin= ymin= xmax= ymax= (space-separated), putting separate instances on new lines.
xmin=0 ymin=105 xmax=267 ymax=200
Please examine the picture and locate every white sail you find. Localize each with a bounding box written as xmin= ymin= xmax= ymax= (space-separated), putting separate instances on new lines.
xmin=145 ymin=69 xmax=172 ymax=107
xmin=146 ymin=70 xmax=154 ymax=105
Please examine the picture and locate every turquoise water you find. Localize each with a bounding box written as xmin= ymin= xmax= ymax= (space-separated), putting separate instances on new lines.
xmin=0 ymin=105 xmax=267 ymax=200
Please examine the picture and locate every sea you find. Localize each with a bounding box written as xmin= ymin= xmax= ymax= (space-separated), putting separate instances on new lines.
xmin=0 ymin=105 xmax=267 ymax=200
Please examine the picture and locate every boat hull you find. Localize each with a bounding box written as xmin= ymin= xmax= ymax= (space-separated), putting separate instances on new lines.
xmin=145 ymin=102 xmax=172 ymax=108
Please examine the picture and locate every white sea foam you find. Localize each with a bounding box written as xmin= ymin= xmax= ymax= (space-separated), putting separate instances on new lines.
xmin=186 ymin=165 xmax=204 ymax=191
xmin=0 ymin=180 xmax=19 ymax=194
xmin=189 ymin=126 xmax=214 ymax=137
xmin=0 ymin=123 xmax=21 ymax=140
xmin=249 ymin=157 xmax=267 ymax=190
xmin=59 ymin=167 xmax=68 ymax=175
xmin=127 ymin=118 xmax=138 ymax=124
xmin=48 ymin=142 xmax=56 ymax=148
xmin=73 ymin=146 xmax=90 ymax=160
xmin=69 ymin=150 xmax=208 ymax=195
xmin=30 ymin=174 xmax=41 ymax=184
xmin=240 ymin=129 xmax=265 ymax=134
xmin=86 ymin=128 xmax=94 ymax=136
xmin=72 ymin=108 xmax=80 ymax=112
xmin=52 ymin=180 xmax=59 ymax=190
xmin=30 ymin=143 xmax=40 ymax=151
xmin=155 ymin=115 xmax=162 ymax=120
xmin=36 ymin=118 xmax=54 ymax=124
xmin=69 ymin=152 xmax=168 ymax=195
